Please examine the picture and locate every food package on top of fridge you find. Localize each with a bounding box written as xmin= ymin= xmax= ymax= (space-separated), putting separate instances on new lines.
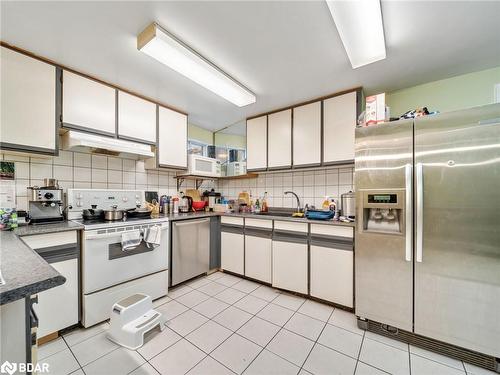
xmin=365 ymin=93 xmax=386 ymax=125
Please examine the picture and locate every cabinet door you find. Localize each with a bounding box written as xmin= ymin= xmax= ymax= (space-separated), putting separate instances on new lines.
xmin=0 ymin=47 xmax=57 ymax=154
xmin=245 ymin=235 xmax=272 ymax=283
xmin=158 ymin=106 xmax=187 ymax=169
xmin=310 ymin=246 xmax=353 ymax=307
xmin=62 ymin=70 xmax=116 ymax=135
xmin=34 ymin=258 xmax=79 ymax=338
xmin=272 ymin=240 xmax=308 ymax=294
xmin=221 ymin=232 xmax=244 ymax=275
xmin=268 ymin=109 xmax=292 ymax=169
xmin=323 ymin=91 xmax=357 ymax=163
xmin=246 ymin=116 xmax=267 ymax=171
xmin=293 ymin=101 xmax=321 ymax=167
xmin=118 ymin=91 xmax=156 ymax=144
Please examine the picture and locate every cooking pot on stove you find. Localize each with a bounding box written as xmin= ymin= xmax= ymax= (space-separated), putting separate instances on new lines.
xmin=104 ymin=205 xmax=125 ymax=221
xmin=82 ymin=205 xmax=104 ymax=220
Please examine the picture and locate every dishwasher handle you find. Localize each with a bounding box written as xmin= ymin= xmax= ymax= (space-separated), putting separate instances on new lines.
xmin=173 ymin=218 xmax=210 ymax=227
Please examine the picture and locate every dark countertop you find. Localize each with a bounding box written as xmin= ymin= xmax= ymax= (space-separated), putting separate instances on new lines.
xmin=158 ymin=211 xmax=220 ymax=221
xmin=14 ymin=220 xmax=84 ymax=237
xmin=158 ymin=210 xmax=355 ymax=227
xmin=0 ymin=222 xmax=83 ymax=305
xmin=222 ymin=212 xmax=356 ymax=227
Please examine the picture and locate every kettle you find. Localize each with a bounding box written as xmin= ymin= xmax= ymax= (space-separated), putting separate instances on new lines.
xmin=180 ymin=195 xmax=193 ymax=213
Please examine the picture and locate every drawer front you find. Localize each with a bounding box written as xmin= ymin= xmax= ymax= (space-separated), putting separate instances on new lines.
xmin=310 ymin=245 xmax=353 ymax=308
xmin=221 ymin=216 xmax=244 ymax=226
xmin=35 ymin=258 xmax=79 ymax=337
xmin=245 ymin=236 xmax=272 ymax=283
xmin=22 ymin=230 xmax=78 ymax=250
xmin=274 ymin=220 xmax=308 ymax=233
xmin=310 ymin=224 xmax=353 ymax=239
xmin=245 ymin=218 xmax=272 ymax=229
xmin=272 ymin=240 xmax=308 ymax=294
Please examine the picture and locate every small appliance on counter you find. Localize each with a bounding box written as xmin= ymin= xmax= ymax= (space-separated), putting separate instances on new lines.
xmin=341 ymin=191 xmax=356 ymax=218
xmin=27 ymin=186 xmax=64 ymax=224
xmin=203 ymin=189 xmax=221 ymax=211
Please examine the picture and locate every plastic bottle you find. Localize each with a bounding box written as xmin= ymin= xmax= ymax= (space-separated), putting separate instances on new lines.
xmin=173 ymin=197 xmax=179 ymax=214
xmin=255 ymin=199 xmax=261 ymax=214
xmin=261 ymin=192 xmax=269 ymax=213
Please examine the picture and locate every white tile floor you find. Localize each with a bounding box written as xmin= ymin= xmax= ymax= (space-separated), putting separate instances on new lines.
xmin=39 ymin=271 xmax=497 ymax=375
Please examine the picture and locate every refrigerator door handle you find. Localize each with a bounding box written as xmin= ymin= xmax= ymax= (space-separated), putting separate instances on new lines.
xmin=416 ymin=162 xmax=424 ymax=262
xmin=405 ymin=163 xmax=412 ymax=262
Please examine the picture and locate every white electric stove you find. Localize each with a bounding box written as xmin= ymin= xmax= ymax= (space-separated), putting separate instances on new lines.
xmin=67 ymin=189 xmax=169 ymax=327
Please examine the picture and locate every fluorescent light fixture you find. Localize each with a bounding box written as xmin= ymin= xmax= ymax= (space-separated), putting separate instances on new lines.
xmin=138 ymin=22 xmax=256 ymax=107
xmin=326 ymin=0 xmax=386 ymax=69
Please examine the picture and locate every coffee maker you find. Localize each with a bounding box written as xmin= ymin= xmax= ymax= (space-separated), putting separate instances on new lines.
xmin=27 ymin=187 xmax=64 ymax=224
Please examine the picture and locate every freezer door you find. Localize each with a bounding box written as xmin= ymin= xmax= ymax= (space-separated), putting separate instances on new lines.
xmin=354 ymin=119 xmax=414 ymax=331
xmin=414 ymin=103 xmax=500 ymax=357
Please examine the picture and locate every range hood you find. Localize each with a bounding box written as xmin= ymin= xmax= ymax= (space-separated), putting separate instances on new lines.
xmin=61 ymin=131 xmax=154 ymax=159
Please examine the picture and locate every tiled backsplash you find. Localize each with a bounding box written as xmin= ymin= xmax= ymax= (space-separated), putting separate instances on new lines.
xmin=2 ymin=149 xmax=353 ymax=210
xmin=218 ymin=166 xmax=355 ymax=209
xmin=1 ymin=150 xmax=212 ymax=211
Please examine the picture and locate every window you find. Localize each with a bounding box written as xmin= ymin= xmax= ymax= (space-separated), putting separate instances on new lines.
xmin=187 ymin=139 xmax=208 ymax=156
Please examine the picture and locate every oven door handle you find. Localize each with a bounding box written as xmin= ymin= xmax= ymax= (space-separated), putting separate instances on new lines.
xmin=85 ymin=226 xmax=165 ymax=240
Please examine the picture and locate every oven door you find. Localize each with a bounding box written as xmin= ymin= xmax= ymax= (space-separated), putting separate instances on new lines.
xmin=82 ymin=222 xmax=168 ymax=294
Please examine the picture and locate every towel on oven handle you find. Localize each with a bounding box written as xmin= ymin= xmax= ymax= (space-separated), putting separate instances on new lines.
xmin=144 ymin=226 xmax=161 ymax=248
xmin=121 ymin=230 xmax=142 ymax=251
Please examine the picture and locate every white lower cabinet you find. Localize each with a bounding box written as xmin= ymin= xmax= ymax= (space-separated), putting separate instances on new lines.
xmin=272 ymin=239 xmax=308 ymax=294
xmin=221 ymin=231 xmax=244 ymax=275
xmin=35 ymin=258 xmax=79 ymax=338
xmin=310 ymin=245 xmax=353 ymax=308
xmin=245 ymin=234 xmax=272 ymax=283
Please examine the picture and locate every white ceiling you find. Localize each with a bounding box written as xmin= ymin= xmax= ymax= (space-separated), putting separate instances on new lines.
xmin=2 ymin=1 xmax=499 ymax=131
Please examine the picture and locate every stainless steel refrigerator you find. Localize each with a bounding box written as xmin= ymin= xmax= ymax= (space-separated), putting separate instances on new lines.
xmin=354 ymin=103 xmax=500 ymax=365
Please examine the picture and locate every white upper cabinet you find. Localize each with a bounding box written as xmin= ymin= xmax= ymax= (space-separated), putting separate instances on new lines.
xmin=118 ymin=91 xmax=156 ymax=144
xmin=293 ymin=101 xmax=321 ymax=167
xmin=0 ymin=47 xmax=57 ymax=154
xmin=62 ymin=70 xmax=116 ymax=135
xmin=268 ymin=109 xmax=292 ymax=169
xmin=157 ymin=106 xmax=187 ymax=169
xmin=246 ymin=115 xmax=267 ymax=171
xmin=323 ymin=91 xmax=357 ymax=163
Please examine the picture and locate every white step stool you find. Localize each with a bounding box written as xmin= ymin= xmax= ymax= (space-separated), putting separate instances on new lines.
xmin=108 ymin=293 xmax=166 ymax=350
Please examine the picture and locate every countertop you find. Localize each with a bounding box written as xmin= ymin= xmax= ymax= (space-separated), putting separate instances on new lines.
xmin=158 ymin=210 xmax=355 ymax=227
xmin=1 ymin=222 xmax=83 ymax=305
xmin=222 ymin=212 xmax=356 ymax=227
xmin=14 ymin=220 xmax=84 ymax=237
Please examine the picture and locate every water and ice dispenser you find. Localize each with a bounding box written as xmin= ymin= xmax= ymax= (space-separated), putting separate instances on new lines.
xmin=360 ymin=190 xmax=405 ymax=235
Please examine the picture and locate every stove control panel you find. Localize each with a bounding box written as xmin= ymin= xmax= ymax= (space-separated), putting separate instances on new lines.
xmin=67 ymin=189 xmax=146 ymax=219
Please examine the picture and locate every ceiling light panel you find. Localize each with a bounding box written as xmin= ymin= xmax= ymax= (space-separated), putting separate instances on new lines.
xmin=326 ymin=0 xmax=386 ymax=69
xmin=137 ymin=22 xmax=256 ymax=107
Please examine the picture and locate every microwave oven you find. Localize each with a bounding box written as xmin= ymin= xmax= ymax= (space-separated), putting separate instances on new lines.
xmin=187 ymin=154 xmax=221 ymax=177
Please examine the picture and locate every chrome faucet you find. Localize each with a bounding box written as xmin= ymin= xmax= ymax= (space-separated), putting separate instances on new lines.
xmin=284 ymin=191 xmax=302 ymax=213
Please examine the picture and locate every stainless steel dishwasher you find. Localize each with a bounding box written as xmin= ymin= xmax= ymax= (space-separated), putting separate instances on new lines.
xmin=171 ymin=218 xmax=211 ymax=286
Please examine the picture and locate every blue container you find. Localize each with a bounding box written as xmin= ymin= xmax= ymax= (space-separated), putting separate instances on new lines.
xmin=305 ymin=210 xmax=334 ymax=221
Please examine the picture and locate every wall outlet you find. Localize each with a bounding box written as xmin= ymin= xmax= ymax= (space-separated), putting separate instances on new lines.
xmin=495 ymin=83 xmax=500 ymax=104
